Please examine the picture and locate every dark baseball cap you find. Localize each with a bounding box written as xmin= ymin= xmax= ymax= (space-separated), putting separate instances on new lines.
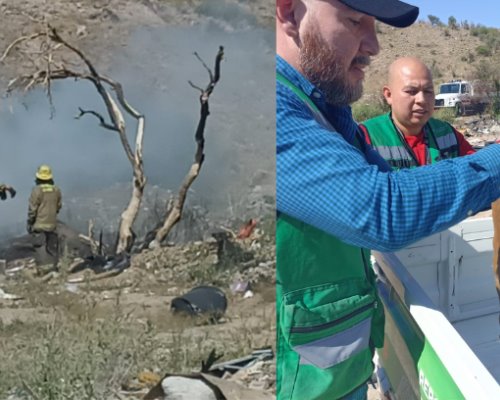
xmin=339 ymin=0 xmax=419 ymax=28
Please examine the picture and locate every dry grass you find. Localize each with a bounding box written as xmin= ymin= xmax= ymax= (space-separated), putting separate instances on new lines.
xmin=0 ymin=277 xmax=275 ymax=399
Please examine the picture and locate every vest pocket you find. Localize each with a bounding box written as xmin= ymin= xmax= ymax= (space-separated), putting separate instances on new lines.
xmin=279 ymin=280 xmax=376 ymax=399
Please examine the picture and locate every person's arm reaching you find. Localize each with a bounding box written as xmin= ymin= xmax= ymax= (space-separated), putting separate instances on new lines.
xmin=277 ymin=89 xmax=500 ymax=252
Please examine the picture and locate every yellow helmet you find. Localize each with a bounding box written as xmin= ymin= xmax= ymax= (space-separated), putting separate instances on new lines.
xmin=36 ymin=164 xmax=53 ymax=180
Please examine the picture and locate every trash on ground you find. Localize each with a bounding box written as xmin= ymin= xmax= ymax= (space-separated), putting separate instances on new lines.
xmin=0 ymin=288 xmax=23 ymax=300
xmin=207 ymin=347 xmax=274 ymax=378
xmin=171 ymin=286 xmax=227 ymax=320
xmin=237 ymin=219 xmax=258 ymax=239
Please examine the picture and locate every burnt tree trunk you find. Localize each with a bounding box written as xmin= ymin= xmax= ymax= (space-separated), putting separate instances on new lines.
xmin=148 ymin=46 xmax=224 ymax=249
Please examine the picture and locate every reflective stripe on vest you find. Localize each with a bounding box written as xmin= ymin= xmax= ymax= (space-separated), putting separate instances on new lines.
xmin=362 ymin=113 xmax=459 ymax=170
xmin=40 ymin=183 xmax=55 ymax=192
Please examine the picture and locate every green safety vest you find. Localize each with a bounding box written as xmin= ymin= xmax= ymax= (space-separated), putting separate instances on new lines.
xmin=361 ymin=113 xmax=459 ymax=170
xmin=277 ymin=72 xmax=385 ymax=400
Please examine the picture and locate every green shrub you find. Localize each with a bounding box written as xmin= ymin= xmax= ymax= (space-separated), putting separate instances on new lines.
xmin=489 ymin=79 xmax=500 ymax=117
xmin=448 ymin=16 xmax=458 ymax=30
xmin=473 ymin=60 xmax=498 ymax=81
xmin=471 ymin=25 xmax=490 ymax=37
xmin=352 ymin=100 xmax=389 ymax=123
xmin=428 ymin=15 xmax=444 ymax=27
xmin=476 ymin=45 xmax=492 ymax=56
xmin=433 ymin=108 xmax=456 ymax=124
xmin=470 ymin=26 xmax=500 ymax=55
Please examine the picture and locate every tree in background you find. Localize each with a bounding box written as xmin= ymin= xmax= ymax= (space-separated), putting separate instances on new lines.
xmin=2 ymin=22 xmax=223 ymax=255
xmin=448 ymin=16 xmax=458 ymax=30
xmin=428 ymin=15 xmax=444 ymax=27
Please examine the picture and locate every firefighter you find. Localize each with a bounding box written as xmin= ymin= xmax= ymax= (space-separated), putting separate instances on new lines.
xmin=27 ymin=165 xmax=62 ymax=268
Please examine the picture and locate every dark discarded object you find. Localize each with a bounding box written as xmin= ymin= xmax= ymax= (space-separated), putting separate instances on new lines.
xmin=70 ymin=252 xmax=131 ymax=274
xmin=171 ymin=286 xmax=227 ymax=318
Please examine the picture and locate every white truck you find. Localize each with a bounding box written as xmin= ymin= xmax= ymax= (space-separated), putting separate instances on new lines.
xmin=373 ymin=215 xmax=500 ymax=399
xmin=434 ymin=80 xmax=490 ymax=116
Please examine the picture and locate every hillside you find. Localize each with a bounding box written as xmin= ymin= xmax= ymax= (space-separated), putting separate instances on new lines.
xmin=0 ymin=0 xmax=273 ymax=85
xmin=362 ymin=21 xmax=500 ymax=99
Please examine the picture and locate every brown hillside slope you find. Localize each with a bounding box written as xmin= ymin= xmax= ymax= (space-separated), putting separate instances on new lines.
xmin=361 ymin=21 xmax=499 ymax=100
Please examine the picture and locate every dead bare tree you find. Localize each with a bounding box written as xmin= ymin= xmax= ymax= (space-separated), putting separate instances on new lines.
xmin=3 ymin=23 xmax=145 ymax=254
xmin=147 ymin=47 xmax=224 ymax=249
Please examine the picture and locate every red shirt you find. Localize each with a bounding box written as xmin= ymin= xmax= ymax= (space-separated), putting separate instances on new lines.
xmin=362 ymin=125 xmax=476 ymax=166
xmin=405 ymin=128 xmax=475 ymax=166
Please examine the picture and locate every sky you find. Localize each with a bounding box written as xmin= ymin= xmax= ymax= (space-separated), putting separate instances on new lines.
xmin=409 ymin=0 xmax=500 ymax=28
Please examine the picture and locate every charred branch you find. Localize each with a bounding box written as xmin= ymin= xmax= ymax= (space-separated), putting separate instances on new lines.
xmin=148 ymin=46 xmax=224 ymax=248
xmin=76 ymin=107 xmax=118 ymax=132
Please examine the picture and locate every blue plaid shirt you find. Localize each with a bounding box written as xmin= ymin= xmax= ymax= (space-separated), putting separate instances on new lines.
xmin=277 ymin=55 xmax=500 ymax=252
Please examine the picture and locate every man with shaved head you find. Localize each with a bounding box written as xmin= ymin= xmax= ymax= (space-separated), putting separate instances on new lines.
xmin=277 ymin=1 xmax=500 ymax=399
xmin=360 ymin=57 xmax=475 ymax=169
xmin=361 ymin=56 xmax=500 ymax=335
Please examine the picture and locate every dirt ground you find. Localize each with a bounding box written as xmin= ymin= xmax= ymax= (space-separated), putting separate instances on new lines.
xmin=0 ymin=234 xmax=276 ymax=398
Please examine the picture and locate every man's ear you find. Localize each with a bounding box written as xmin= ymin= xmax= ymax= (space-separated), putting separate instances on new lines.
xmin=383 ymin=86 xmax=393 ymax=106
xmin=277 ymin=0 xmax=300 ymax=39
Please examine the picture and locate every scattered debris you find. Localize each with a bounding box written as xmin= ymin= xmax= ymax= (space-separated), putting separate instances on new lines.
xmin=64 ymin=283 xmax=79 ymax=294
xmin=456 ymin=115 xmax=500 ymax=148
xmin=237 ymin=219 xmax=257 ymax=239
xmin=121 ymin=370 xmax=162 ymax=392
xmin=141 ymin=348 xmax=275 ymax=400
xmin=70 ymin=252 xmax=131 ymax=275
xmin=227 ymin=360 xmax=275 ymax=393
xmin=207 ymin=348 xmax=274 ymax=378
xmin=143 ymin=373 xmax=227 ymax=400
xmin=0 ymin=288 xmax=23 ymax=300
xmin=230 ymin=280 xmax=251 ymax=294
